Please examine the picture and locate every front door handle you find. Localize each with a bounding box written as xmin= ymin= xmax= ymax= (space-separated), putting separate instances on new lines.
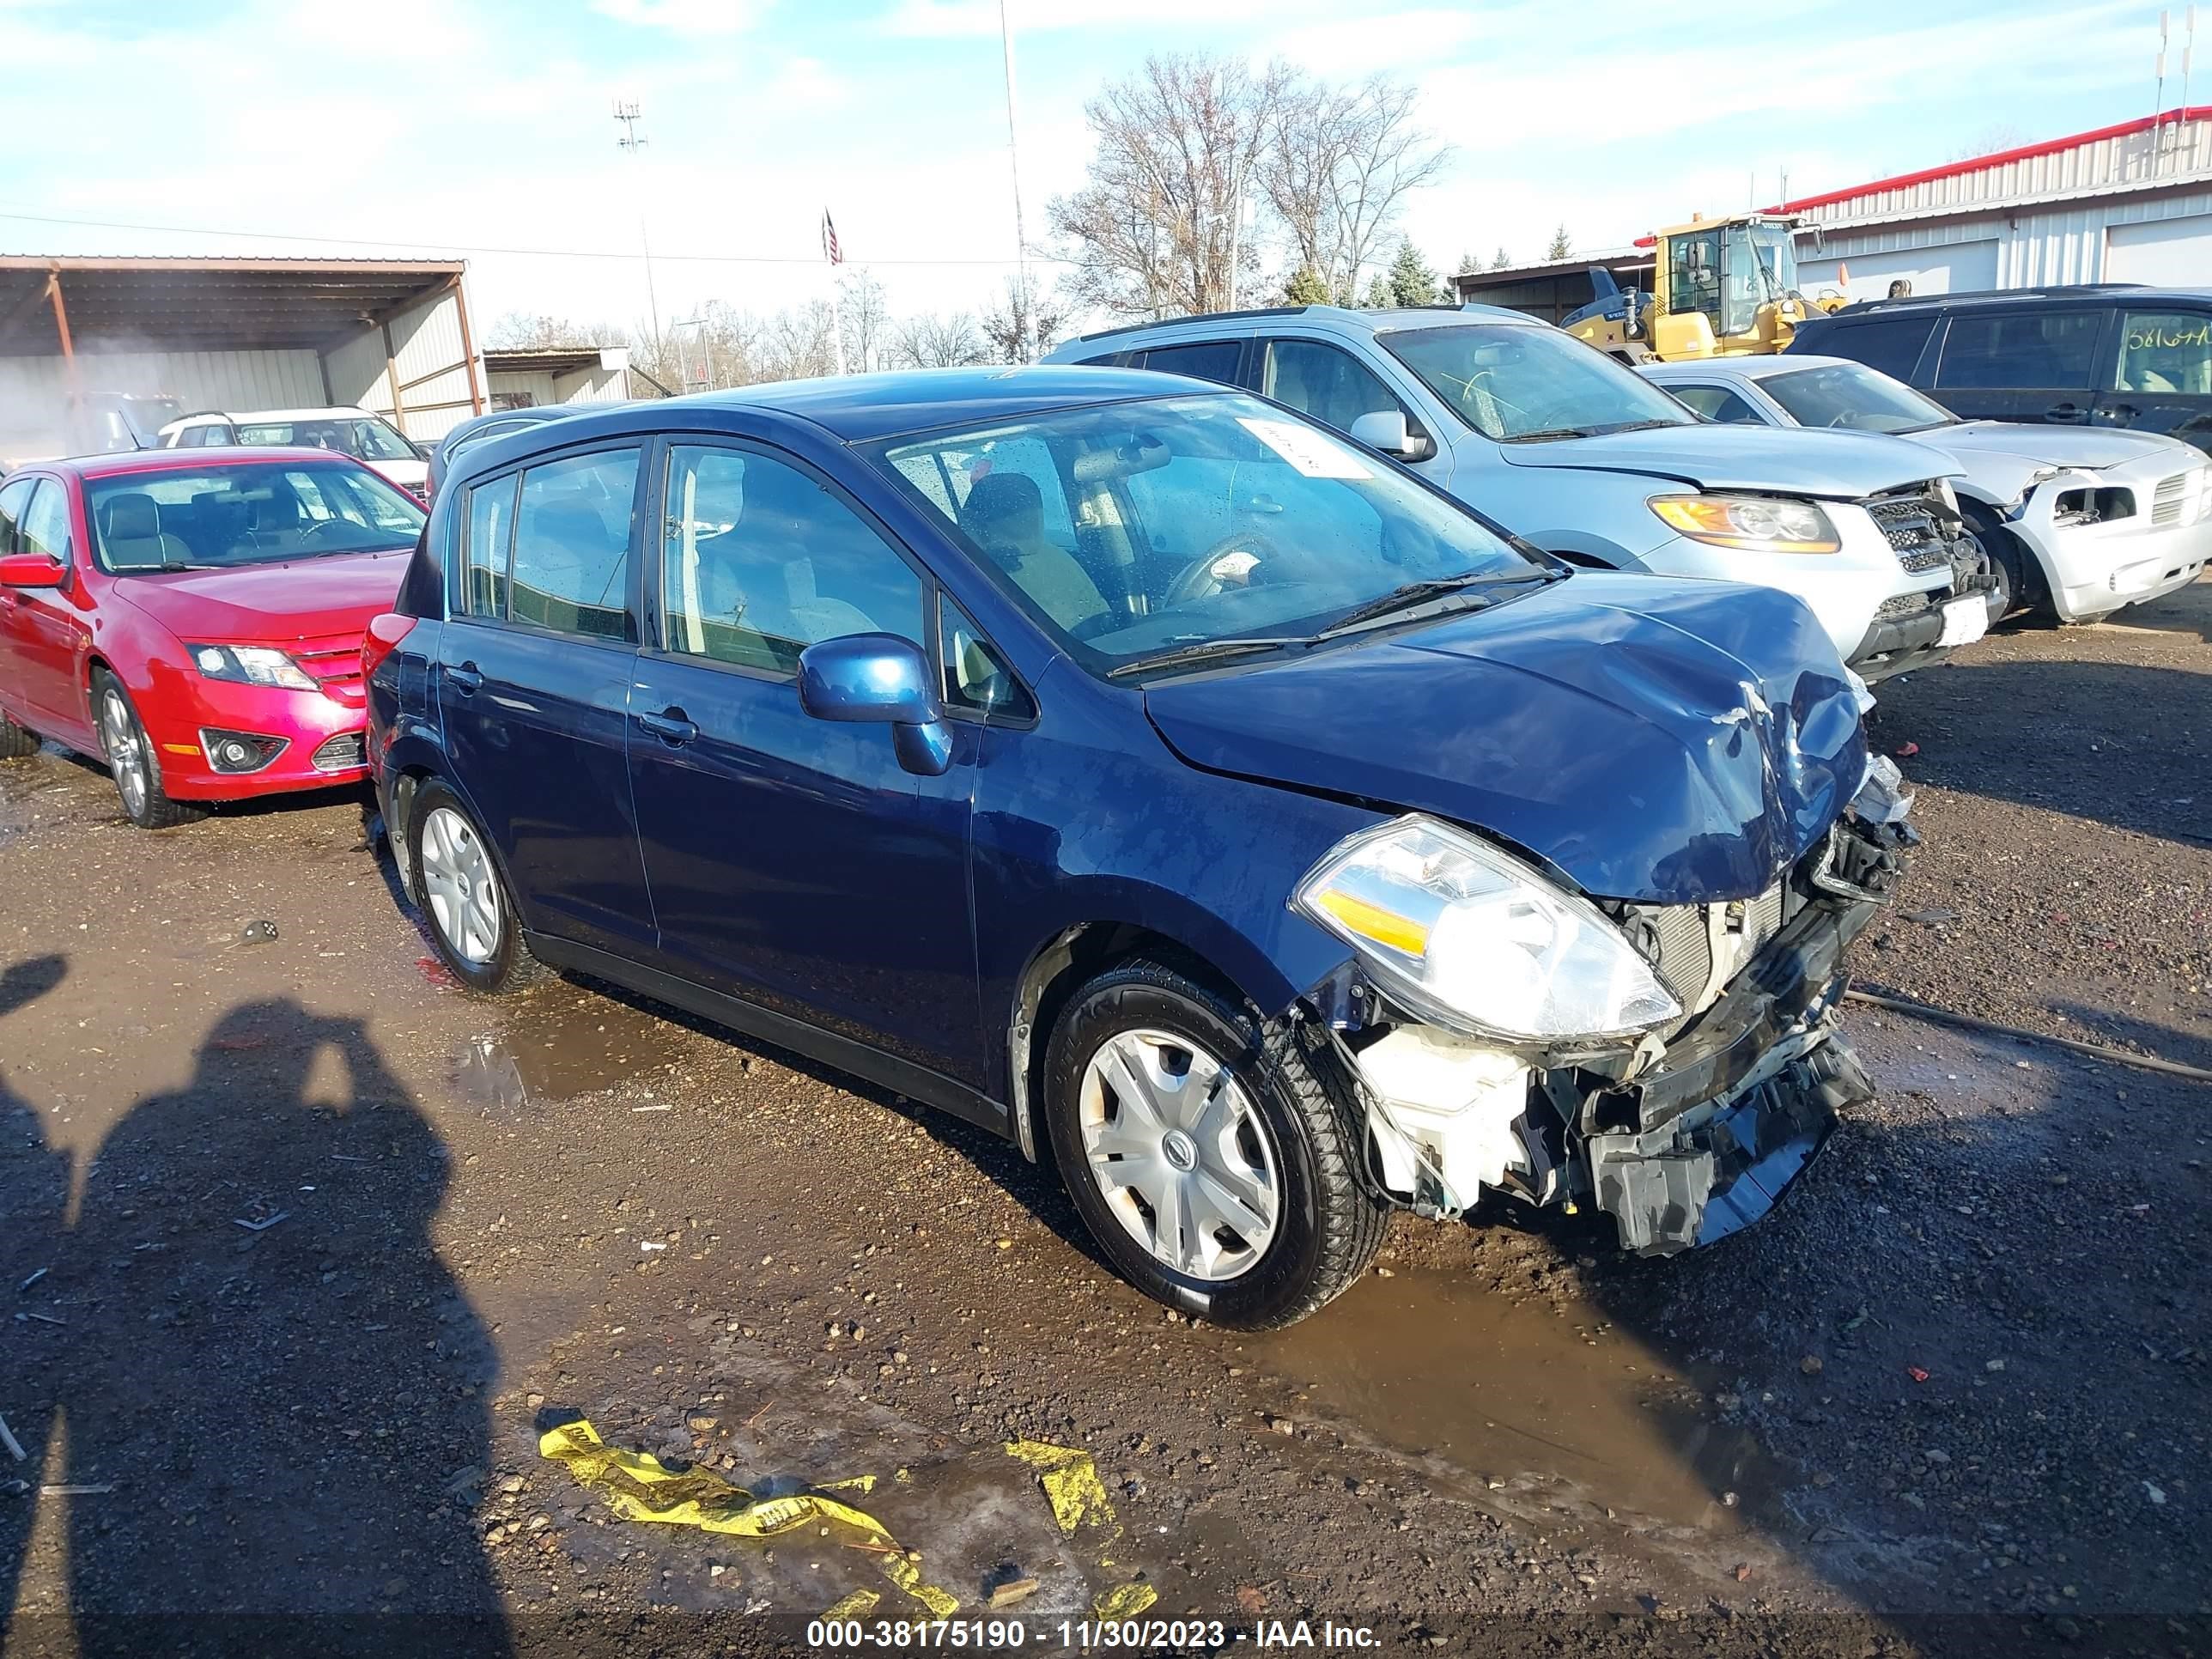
xmin=639 ymin=707 xmax=696 ymax=744
xmin=447 ymin=661 xmax=483 ymax=695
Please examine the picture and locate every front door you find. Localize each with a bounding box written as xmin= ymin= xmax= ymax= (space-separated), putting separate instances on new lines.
xmin=436 ymin=443 xmax=656 ymax=956
xmin=2096 ymin=303 xmax=2212 ymax=453
xmin=8 ymin=481 xmax=91 ymax=732
xmin=627 ymin=440 xmax=981 ymax=1089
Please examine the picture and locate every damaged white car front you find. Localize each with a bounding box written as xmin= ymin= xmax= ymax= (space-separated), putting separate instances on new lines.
xmin=1292 ymin=760 xmax=1917 ymax=1255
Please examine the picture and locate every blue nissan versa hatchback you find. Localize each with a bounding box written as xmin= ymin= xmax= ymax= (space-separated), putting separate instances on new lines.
xmin=366 ymin=367 xmax=1917 ymax=1328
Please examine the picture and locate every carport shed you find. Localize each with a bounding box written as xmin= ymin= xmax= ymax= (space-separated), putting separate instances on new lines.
xmin=0 ymin=256 xmax=487 ymax=460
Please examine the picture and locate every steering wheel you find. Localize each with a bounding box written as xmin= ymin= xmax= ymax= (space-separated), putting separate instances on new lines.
xmin=1164 ymin=532 xmax=1280 ymax=607
xmin=296 ymin=519 xmax=352 ymax=544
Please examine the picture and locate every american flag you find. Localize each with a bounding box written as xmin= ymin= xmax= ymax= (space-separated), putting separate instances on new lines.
xmin=821 ymin=209 xmax=842 ymax=265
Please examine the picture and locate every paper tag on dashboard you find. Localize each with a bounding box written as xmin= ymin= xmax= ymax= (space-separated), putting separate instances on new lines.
xmin=1937 ymin=594 xmax=1989 ymax=648
xmin=1237 ymin=417 xmax=1373 ymax=479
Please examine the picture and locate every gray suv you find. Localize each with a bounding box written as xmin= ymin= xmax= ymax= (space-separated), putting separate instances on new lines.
xmin=1046 ymin=305 xmax=1992 ymax=681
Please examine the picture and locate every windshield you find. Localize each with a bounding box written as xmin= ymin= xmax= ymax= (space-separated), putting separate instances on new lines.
xmin=86 ymin=460 xmax=426 ymax=574
xmin=870 ymin=392 xmax=1540 ymax=673
xmin=1381 ymin=323 xmax=1693 ymax=441
xmin=237 ymin=417 xmax=422 ymax=464
xmin=1760 ymin=362 xmax=1955 ymax=434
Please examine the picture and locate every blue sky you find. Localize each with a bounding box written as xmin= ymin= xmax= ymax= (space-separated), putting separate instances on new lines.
xmin=0 ymin=0 xmax=2182 ymax=337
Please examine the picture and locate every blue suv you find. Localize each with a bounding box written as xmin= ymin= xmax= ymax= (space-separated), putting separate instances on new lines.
xmin=366 ymin=368 xmax=1915 ymax=1328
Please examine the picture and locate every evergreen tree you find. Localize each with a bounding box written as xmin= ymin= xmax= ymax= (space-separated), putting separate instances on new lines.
xmin=1490 ymin=246 xmax=1512 ymax=270
xmin=1544 ymin=224 xmax=1573 ymax=260
xmin=1382 ymin=239 xmax=1440 ymax=307
xmin=1282 ymin=264 xmax=1333 ymax=305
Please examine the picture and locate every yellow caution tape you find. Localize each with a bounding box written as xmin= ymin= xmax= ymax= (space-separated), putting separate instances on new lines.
xmin=1003 ymin=1439 xmax=1115 ymax=1536
xmin=823 ymin=1588 xmax=881 ymax=1620
xmin=539 ymin=1419 xmax=957 ymax=1613
xmin=1094 ymin=1581 xmax=1159 ymax=1619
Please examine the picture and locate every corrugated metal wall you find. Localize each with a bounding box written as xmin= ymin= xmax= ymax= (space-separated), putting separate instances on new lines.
xmin=0 ymin=347 xmax=323 ymax=415
xmin=323 ymin=284 xmax=481 ymax=443
xmin=1801 ymin=185 xmax=2212 ymax=288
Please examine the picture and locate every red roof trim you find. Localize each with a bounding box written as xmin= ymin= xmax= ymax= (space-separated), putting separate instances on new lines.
xmin=1774 ymin=106 xmax=2212 ymax=215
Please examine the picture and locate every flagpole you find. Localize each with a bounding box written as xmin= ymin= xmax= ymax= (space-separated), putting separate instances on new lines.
xmin=823 ymin=209 xmax=848 ymax=375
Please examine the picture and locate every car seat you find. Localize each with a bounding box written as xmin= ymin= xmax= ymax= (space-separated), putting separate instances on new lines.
xmin=97 ymin=494 xmax=192 ymax=571
xmin=958 ymin=471 xmax=1109 ymax=631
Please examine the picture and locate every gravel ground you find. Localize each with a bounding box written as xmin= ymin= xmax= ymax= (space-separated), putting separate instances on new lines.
xmin=0 ymin=578 xmax=2206 ymax=1659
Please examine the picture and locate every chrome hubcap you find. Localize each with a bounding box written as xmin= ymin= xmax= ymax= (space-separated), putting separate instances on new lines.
xmin=1079 ymin=1027 xmax=1279 ymax=1282
xmin=100 ymin=689 xmax=148 ymax=816
xmin=419 ymin=805 xmax=501 ymax=965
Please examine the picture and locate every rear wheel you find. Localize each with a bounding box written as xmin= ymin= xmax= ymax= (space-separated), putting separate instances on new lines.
xmin=1042 ymin=961 xmax=1389 ymax=1328
xmin=0 ymin=708 xmax=37 ymax=760
xmin=409 ymin=781 xmax=539 ymax=994
xmin=93 ymin=671 xmax=204 ymax=829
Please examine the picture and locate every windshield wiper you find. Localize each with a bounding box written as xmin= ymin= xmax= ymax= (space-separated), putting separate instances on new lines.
xmin=1504 ymin=418 xmax=1680 ymax=443
xmin=1105 ymin=635 xmax=1306 ymax=679
xmin=1315 ymin=569 xmax=1557 ymax=637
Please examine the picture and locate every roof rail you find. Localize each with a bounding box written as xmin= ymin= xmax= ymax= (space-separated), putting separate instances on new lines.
xmin=1834 ymin=283 xmax=2146 ymax=315
xmin=1070 ymin=304 xmax=1352 ymax=344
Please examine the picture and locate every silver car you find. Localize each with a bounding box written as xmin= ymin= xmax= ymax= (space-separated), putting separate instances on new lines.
xmin=1642 ymin=354 xmax=2212 ymax=625
xmin=1046 ymin=306 xmax=1991 ymax=682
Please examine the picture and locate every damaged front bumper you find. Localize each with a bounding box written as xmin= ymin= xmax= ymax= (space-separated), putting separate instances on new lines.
xmin=1310 ymin=768 xmax=1915 ymax=1257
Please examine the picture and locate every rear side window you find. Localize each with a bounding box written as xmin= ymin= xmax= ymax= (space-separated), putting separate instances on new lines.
xmin=1825 ymin=317 xmax=1936 ymax=381
xmin=1936 ymin=310 xmax=2103 ymax=390
xmin=509 ymin=449 xmax=639 ymax=641
xmin=1137 ymin=340 xmax=1243 ymax=385
xmin=2112 ymin=308 xmax=2212 ymax=394
xmin=462 ymin=475 xmax=515 ymax=618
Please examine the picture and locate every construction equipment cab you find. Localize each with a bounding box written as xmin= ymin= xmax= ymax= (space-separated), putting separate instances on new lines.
xmin=1565 ymin=214 xmax=1814 ymax=362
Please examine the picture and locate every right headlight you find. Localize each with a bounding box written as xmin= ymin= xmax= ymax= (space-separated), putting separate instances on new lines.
xmin=1649 ymin=493 xmax=1841 ymax=554
xmin=1291 ymin=814 xmax=1681 ymax=1042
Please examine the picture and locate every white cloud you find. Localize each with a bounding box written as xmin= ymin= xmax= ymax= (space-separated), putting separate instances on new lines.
xmin=590 ymin=0 xmax=767 ymax=35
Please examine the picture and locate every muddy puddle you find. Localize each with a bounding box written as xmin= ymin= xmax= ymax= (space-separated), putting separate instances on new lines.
xmin=0 ymin=746 xmax=86 ymax=842
xmin=449 ymin=988 xmax=694 ymax=1112
xmin=1258 ymin=1268 xmax=1784 ymax=1533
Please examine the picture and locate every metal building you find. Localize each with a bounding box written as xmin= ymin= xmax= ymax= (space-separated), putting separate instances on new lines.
xmin=1785 ymin=108 xmax=2212 ymax=303
xmin=482 ymin=345 xmax=645 ymax=410
xmin=0 ymin=256 xmax=488 ymax=467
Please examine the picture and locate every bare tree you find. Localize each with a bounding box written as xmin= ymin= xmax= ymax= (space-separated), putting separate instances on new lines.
xmin=890 ymin=312 xmax=988 ymax=368
xmin=1265 ymin=75 xmax=1449 ymax=306
xmin=756 ymin=301 xmax=839 ymax=382
xmin=485 ymin=311 xmax=626 ymax=349
xmin=837 ymin=269 xmax=891 ymax=374
xmin=980 ymin=274 xmax=1068 ymax=364
xmin=1048 ymin=52 xmax=1293 ymax=318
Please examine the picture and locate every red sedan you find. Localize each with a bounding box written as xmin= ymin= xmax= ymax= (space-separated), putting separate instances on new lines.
xmin=0 ymin=447 xmax=425 ymax=827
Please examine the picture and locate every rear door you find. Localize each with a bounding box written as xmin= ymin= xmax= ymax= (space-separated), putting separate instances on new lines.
xmin=627 ymin=438 xmax=982 ymax=1088
xmin=436 ymin=444 xmax=656 ymax=956
xmin=2095 ymin=301 xmax=2212 ymax=453
xmin=1928 ymin=305 xmax=2111 ymax=425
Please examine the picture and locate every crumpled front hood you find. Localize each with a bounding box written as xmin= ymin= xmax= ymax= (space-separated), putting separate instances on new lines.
xmin=1497 ymin=422 xmax=1954 ymax=497
xmin=1937 ymin=420 xmax=2202 ymax=471
xmin=1143 ymin=572 xmax=1867 ymax=904
xmin=113 ymin=549 xmax=411 ymax=643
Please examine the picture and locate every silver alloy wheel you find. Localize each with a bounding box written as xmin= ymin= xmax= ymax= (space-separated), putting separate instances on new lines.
xmin=419 ymin=805 xmax=502 ymax=966
xmin=1078 ymin=1027 xmax=1280 ymax=1282
xmin=100 ymin=687 xmax=149 ymax=817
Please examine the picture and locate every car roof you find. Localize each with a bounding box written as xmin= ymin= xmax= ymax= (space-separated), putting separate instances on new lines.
xmin=1644 ymin=355 xmax=1855 ymax=382
xmin=611 ymin=365 xmax=1233 ymax=445
xmin=39 ymin=445 xmax=388 ymax=483
xmin=1067 ymin=302 xmax=1536 ymax=346
xmin=1822 ymin=283 xmax=2212 ymax=321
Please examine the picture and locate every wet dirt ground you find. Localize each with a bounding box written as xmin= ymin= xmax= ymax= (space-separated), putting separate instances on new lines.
xmin=1 ymin=580 xmax=2208 ymax=1658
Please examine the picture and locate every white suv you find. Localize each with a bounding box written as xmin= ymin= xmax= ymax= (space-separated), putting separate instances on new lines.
xmin=160 ymin=406 xmax=428 ymax=500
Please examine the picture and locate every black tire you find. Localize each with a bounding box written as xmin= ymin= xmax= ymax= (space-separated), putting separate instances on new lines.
xmin=1960 ymin=506 xmax=2035 ymax=624
xmin=406 ymin=779 xmax=540 ymax=994
xmin=0 ymin=708 xmax=37 ymax=760
xmin=1042 ymin=960 xmax=1389 ymax=1328
xmin=91 ymin=670 xmax=205 ymax=830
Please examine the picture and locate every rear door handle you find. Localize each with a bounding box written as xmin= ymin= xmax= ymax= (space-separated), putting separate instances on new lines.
xmin=639 ymin=707 xmax=696 ymax=744
xmin=2046 ymin=401 xmax=2087 ymax=422
xmin=447 ymin=662 xmax=483 ymax=695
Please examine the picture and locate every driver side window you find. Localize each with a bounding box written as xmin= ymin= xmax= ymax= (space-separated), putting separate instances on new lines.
xmin=1260 ymin=340 xmax=1423 ymax=444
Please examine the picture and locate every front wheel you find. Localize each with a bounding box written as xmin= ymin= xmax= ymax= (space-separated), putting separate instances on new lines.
xmin=1042 ymin=961 xmax=1389 ymax=1328
xmin=93 ymin=671 xmax=204 ymax=829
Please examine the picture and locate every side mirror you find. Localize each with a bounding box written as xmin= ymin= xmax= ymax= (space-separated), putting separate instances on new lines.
xmin=0 ymin=554 xmax=65 ymax=589
xmin=797 ymin=633 xmax=952 ymax=777
xmin=1348 ymin=409 xmax=1432 ymax=463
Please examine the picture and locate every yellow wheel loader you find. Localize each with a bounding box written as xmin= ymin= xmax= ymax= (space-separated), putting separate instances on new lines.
xmin=1564 ymin=213 xmax=1829 ymax=363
